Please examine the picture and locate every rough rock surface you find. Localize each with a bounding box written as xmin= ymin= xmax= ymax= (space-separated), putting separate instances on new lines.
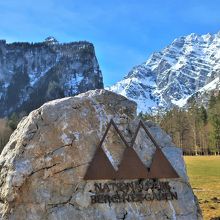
xmin=0 ymin=38 xmax=103 ymax=117
xmin=109 ymin=32 xmax=220 ymax=112
xmin=0 ymin=89 xmax=202 ymax=220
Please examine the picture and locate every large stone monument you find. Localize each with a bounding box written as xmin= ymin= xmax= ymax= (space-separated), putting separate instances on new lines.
xmin=0 ymin=89 xmax=202 ymax=219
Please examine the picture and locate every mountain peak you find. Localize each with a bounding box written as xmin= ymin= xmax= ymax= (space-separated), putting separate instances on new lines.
xmin=109 ymin=31 xmax=220 ymax=113
xmin=44 ymin=36 xmax=59 ymax=45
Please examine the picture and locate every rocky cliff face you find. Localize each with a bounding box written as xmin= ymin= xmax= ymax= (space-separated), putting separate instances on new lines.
xmin=0 ymin=89 xmax=202 ymax=219
xmin=186 ymin=76 xmax=220 ymax=107
xmin=110 ymin=32 xmax=220 ymax=112
xmin=0 ymin=37 xmax=103 ymax=117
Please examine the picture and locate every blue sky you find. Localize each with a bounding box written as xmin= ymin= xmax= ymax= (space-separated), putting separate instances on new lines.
xmin=0 ymin=0 xmax=220 ymax=86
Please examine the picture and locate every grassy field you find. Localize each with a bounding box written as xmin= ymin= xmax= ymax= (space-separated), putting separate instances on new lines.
xmin=184 ymin=156 xmax=220 ymax=220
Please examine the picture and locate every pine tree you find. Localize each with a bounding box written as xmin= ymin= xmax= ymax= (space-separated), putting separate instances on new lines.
xmin=7 ymin=113 xmax=19 ymax=131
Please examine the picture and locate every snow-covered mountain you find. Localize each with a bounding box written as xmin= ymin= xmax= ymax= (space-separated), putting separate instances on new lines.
xmin=0 ymin=37 xmax=103 ymax=117
xmin=110 ymin=32 xmax=220 ymax=113
xmin=187 ymin=76 xmax=220 ymax=107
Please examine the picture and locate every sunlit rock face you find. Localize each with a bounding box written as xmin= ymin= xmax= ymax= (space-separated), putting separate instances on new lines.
xmin=0 ymin=89 xmax=202 ymax=220
xmin=0 ymin=38 xmax=103 ymax=117
xmin=110 ymin=32 xmax=220 ymax=113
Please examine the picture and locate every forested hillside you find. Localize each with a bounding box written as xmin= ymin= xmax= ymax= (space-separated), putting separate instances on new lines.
xmin=139 ymin=92 xmax=220 ymax=155
xmin=0 ymin=118 xmax=12 ymax=153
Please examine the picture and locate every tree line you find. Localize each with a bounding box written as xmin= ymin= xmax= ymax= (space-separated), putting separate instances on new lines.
xmin=0 ymin=93 xmax=219 ymax=155
xmin=0 ymin=113 xmax=21 ymax=153
xmin=139 ymin=93 xmax=220 ymax=155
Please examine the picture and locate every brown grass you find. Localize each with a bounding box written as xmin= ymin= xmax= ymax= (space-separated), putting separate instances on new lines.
xmin=184 ymin=156 xmax=220 ymax=220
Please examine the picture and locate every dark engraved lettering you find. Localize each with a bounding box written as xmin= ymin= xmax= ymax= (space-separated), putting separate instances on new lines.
xmin=103 ymin=183 xmax=110 ymax=193
xmin=90 ymin=180 xmax=178 ymax=204
xmin=94 ymin=183 xmax=103 ymax=193
xmin=111 ymin=194 xmax=120 ymax=203
xmin=91 ymin=195 xmax=97 ymax=204
xmin=145 ymin=193 xmax=154 ymax=201
xmin=153 ymin=192 xmax=161 ymax=200
xmin=171 ymin=192 xmax=178 ymax=200
xmin=126 ymin=182 xmax=135 ymax=192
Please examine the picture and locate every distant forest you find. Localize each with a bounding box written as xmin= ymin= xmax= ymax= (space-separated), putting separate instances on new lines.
xmin=0 ymin=113 xmax=21 ymax=153
xmin=0 ymin=93 xmax=220 ymax=155
xmin=139 ymin=93 xmax=220 ymax=155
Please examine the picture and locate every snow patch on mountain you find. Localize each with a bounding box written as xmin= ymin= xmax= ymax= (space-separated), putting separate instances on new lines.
xmin=109 ymin=32 xmax=220 ymax=113
xmin=198 ymin=76 xmax=220 ymax=93
xmin=0 ymin=38 xmax=103 ymax=116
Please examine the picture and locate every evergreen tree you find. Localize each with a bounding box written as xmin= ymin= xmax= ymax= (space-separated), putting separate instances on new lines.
xmin=7 ymin=113 xmax=19 ymax=131
xmin=140 ymin=93 xmax=220 ymax=155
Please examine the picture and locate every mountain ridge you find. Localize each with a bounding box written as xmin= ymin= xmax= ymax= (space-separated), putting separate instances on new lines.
xmin=0 ymin=37 xmax=103 ymax=117
xmin=109 ymin=32 xmax=220 ymax=113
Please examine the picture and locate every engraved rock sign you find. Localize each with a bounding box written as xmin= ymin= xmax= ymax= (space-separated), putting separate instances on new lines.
xmin=84 ymin=119 xmax=179 ymax=180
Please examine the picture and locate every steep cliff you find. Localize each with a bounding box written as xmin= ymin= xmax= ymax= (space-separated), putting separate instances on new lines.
xmin=0 ymin=37 xmax=103 ymax=117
